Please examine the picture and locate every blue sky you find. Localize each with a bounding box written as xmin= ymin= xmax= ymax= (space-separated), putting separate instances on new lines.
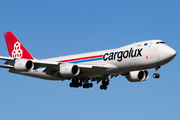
xmin=0 ymin=0 xmax=179 ymax=120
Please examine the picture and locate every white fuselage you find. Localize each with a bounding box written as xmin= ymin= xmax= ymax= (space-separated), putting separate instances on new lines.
xmin=9 ymin=40 xmax=176 ymax=80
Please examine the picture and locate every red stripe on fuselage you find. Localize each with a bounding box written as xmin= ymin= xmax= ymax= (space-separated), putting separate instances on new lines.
xmin=58 ymin=55 xmax=103 ymax=62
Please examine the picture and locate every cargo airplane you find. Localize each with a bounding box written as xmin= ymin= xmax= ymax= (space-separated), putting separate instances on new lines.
xmin=0 ymin=31 xmax=176 ymax=90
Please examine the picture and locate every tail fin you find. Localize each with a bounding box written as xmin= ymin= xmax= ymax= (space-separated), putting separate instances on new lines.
xmin=3 ymin=31 xmax=34 ymax=60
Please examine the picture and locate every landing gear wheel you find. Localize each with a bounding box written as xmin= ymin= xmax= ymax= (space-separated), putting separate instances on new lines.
xmin=104 ymin=85 xmax=107 ymax=90
xmin=100 ymin=80 xmax=109 ymax=90
xmin=83 ymin=84 xmax=86 ymax=88
xmin=70 ymin=78 xmax=82 ymax=88
xmin=100 ymin=85 xmax=107 ymax=90
xmin=153 ymin=66 xmax=161 ymax=79
xmin=153 ymin=73 xmax=160 ymax=78
xmin=83 ymin=84 xmax=89 ymax=88
xmin=89 ymin=83 xmax=93 ymax=88
xmin=83 ymin=83 xmax=93 ymax=89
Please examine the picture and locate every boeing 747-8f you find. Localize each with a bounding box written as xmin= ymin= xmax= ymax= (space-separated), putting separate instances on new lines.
xmin=0 ymin=31 xmax=176 ymax=90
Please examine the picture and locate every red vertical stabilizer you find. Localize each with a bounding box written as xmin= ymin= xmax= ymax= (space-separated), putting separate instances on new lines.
xmin=3 ymin=31 xmax=34 ymax=60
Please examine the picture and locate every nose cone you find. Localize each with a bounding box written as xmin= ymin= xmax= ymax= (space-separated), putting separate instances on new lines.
xmin=158 ymin=46 xmax=176 ymax=63
xmin=169 ymin=47 xmax=177 ymax=59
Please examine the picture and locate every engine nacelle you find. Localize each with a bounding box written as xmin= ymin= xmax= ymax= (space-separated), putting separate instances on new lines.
xmin=14 ymin=59 xmax=34 ymax=71
xmin=126 ymin=70 xmax=149 ymax=82
xmin=59 ymin=63 xmax=80 ymax=78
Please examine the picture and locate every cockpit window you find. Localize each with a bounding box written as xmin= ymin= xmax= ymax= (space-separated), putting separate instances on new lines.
xmin=156 ymin=42 xmax=165 ymax=44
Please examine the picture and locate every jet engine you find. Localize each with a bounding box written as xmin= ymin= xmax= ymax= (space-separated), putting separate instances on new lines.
xmin=14 ymin=59 xmax=34 ymax=71
xmin=126 ymin=70 xmax=149 ymax=82
xmin=59 ymin=63 xmax=80 ymax=78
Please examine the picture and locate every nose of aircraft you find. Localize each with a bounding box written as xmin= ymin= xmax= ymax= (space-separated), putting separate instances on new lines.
xmin=169 ymin=47 xmax=177 ymax=58
xmin=158 ymin=45 xmax=176 ymax=62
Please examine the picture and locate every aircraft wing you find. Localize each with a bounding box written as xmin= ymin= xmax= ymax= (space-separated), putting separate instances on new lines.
xmin=0 ymin=56 xmax=119 ymax=84
xmin=0 ymin=56 xmax=14 ymax=61
xmin=0 ymin=65 xmax=13 ymax=69
xmin=0 ymin=55 xmax=109 ymax=73
xmin=0 ymin=56 xmax=59 ymax=69
xmin=0 ymin=56 xmax=118 ymax=84
xmin=43 ymin=62 xmax=110 ymax=78
xmin=32 ymin=59 xmax=59 ymax=69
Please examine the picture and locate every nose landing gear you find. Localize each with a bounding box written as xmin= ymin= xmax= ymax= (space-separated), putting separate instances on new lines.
xmin=153 ymin=66 xmax=160 ymax=78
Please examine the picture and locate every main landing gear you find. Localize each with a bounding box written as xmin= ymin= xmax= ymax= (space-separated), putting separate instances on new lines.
xmin=100 ymin=80 xmax=109 ymax=90
xmin=153 ymin=66 xmax=160 ymax=78
xmin=69 ymin=78 xmax=82 ymax=88
xmin=83 ymin=83 xmax=93 ymax=89
xmin=69 ymin=78 xmax=93 ymax=89
xmin=69 ymin=77 xmax=110 ymax=90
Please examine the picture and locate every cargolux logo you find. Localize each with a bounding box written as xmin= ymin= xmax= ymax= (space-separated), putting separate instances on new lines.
xmin=12 ymin=42 xmax=23 ymax=58
xmin=103 ymin=48 xmax=143 ymax=62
